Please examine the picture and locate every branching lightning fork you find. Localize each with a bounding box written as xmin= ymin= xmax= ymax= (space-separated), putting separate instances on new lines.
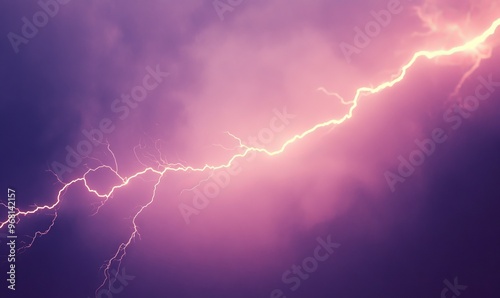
xmin=2 ymin=15 xmax=500 ymax=296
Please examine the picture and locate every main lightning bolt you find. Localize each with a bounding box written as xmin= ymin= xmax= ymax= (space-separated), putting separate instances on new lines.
xmin=2 ymin=13 xmax=500 ymax=296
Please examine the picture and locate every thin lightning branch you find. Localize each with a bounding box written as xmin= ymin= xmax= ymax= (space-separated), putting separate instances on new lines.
xmin=316 ymin=87 xmax=352 ymax=105
xmin=450 ymin=45 xmax=493 ymax=100
xmin=96 ymin=174 xmax=164 ymax=296
xmin=179 ymin=170 xmax=215 ymax=196
xmin=19 ymin=212 xmax=58 ymax=254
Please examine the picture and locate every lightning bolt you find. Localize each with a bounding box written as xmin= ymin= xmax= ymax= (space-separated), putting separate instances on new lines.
xmin=2 ymin=12 xmax=500 ymax=296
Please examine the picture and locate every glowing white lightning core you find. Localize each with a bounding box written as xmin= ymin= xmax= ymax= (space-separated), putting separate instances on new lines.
xmin=1 ymin=13 xmax=500 ymax=296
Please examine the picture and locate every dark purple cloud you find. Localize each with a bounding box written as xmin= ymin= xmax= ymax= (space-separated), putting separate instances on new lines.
xmin=1 ymin=0 xmax=500 ymax=297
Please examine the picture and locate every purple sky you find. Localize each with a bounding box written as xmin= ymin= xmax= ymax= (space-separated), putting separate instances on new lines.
xmin=1 ymin=0 xmax=500 ymax=297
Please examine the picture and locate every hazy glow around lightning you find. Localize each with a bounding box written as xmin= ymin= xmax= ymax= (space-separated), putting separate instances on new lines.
xmin=1 ymin=1 xmax=500 ymax=296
